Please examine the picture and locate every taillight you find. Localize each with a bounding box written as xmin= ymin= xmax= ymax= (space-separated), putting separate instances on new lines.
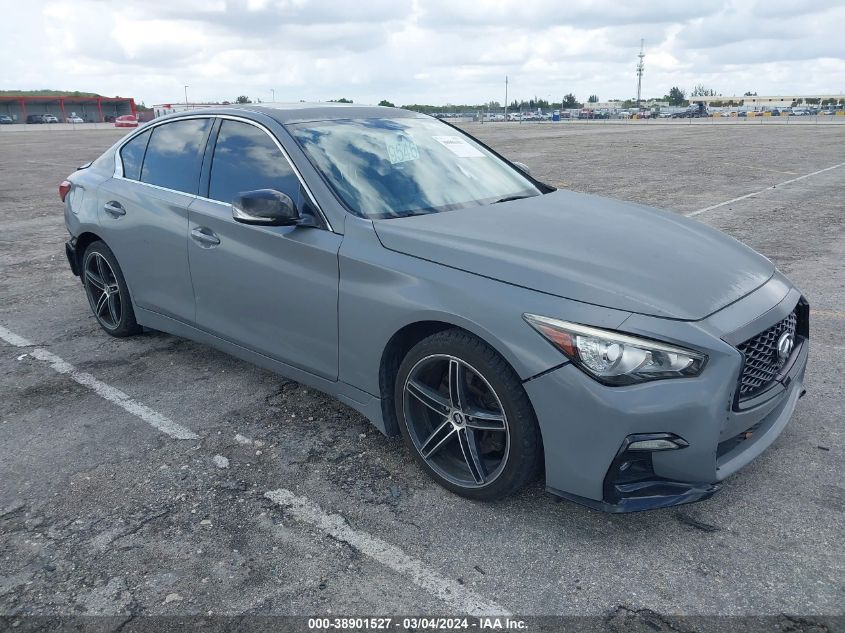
xmin=59 ymin=180 xmax=72 ymax=202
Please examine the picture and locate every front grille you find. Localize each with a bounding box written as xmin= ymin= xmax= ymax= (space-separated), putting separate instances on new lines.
xmin=737 ymin=310 xmax=797 ymax=399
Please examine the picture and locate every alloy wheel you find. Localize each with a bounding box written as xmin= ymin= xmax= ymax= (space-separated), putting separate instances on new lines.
xmin=402 ymin=354 xmax=510 ymax=488
xmin=84 ymin=252 xmax=122 ymax=330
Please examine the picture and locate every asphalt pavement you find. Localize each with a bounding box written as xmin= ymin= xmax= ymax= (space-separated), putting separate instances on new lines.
xmin=0 ymin=124 xmax=843 ymax=626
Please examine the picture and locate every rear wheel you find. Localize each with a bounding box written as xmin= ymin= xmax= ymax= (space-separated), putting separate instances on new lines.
xmin=82 ymin=241 xmax=141 ymax=337
xmin=395 ymin=329 xmax=542 ymax=500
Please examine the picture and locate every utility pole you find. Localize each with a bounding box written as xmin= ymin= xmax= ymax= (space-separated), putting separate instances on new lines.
xmin=636 ymin=39 xmax=645 ymax=108
xmin=184 ymin=85 xmax=189 ymax=109
xmin=504 ymin=76 xmax=508 ymax=120
xmin=271 ymin=88 xmax=275 ymax=102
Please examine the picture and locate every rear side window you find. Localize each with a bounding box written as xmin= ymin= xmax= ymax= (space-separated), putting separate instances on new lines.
xmin=140 ymin=118 xmax=211 ymax=194
xmin=119 ymin=130 xmax=151 ymax=181
xmin=208 ymin=120 xmax=300 ymax=204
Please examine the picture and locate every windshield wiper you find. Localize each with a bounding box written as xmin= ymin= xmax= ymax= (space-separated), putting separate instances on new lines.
xmin=493 ymin=194 xmax=533 ymax=204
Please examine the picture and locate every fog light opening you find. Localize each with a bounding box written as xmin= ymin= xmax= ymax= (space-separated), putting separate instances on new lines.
xmin=600 ymin=433 xmax=716 ymax=510
xmin=628 ymin=436 xmax=689 ymax=452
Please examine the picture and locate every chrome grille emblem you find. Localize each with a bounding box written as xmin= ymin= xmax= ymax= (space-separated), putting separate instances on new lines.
xmin=776 ymin=331 xmax=794 ymax=363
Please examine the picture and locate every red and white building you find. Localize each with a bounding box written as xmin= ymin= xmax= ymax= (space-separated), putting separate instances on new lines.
xmin=0 ymin=95 xmax=136 ymax=123
xmin=152 ymin=103 xmax=230 ymax=118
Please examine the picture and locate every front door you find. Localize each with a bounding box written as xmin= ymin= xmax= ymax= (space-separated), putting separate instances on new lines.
xmin=187 ymin=118 xmax=341 ymax=380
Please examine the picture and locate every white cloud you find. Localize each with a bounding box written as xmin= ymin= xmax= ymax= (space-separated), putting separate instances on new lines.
xmin=2 ymin=0 xmax=843 ymax=106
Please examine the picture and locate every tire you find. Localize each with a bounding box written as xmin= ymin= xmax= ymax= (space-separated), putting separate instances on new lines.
xmin=81 ymin=241 xmax=141 ymax=337
xmin=395 ymin=328 xmax=542 ymax=500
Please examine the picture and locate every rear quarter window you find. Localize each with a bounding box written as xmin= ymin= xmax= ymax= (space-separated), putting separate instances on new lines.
xmin=119 ymin=130 xmax=151 ymax=181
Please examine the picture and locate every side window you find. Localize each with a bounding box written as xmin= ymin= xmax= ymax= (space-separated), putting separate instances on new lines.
xmin=119 ymin=130 xmax=151 ymax=181
xmin=208 ymin=120 xmax=301 ymax=204
xmin=140 ymin=118 xmax=211 ymax=194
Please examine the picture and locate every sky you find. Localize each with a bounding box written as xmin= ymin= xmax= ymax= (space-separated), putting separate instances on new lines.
xmin=2 ymin=0 xmax=844 ymax=106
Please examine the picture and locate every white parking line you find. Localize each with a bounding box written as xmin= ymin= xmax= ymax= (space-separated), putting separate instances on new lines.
xmin=686 ymin=161 xmax=845 ymax=218
xmin=814 ymin=309 xmax=845 ymax=320
xmin=0 ymin=324 xmax=199 ymax=440
xmin=265 ymin=489 xmax=510 ymax=616
xmin=0 ymin=324 xmax=34 ymax=348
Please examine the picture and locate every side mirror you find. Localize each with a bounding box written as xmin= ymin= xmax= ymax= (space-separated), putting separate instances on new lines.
xmin=513 ymin=161 xmax=531 ymax=176
xmin=232 ymin=189 xmax=300 ymax=226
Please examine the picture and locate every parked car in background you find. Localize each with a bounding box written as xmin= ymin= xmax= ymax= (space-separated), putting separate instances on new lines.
xmin=66 ymin=116 xmax=84 ymax=124
xmin=26 ymin=114 xmax=46 ymax=124
xmin=43 ymin=114 xmax=59 ymax=123
xmin=114 ymin=115 xmax=139 ymax=128
xmin=687 ymin=104 xmax=709 ymax=118
xmin=59 ymin=103 xmax=809 ymax=511
xmin=593 ymin=109 xmax=610 ymax=119
xmin=0 ymin=115 xmax=14 ymax=125
xmin=791 ymin=108 xmax=810 ymax=116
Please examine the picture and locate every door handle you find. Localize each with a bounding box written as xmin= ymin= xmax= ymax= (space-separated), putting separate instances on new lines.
xmin=103 ymin=201 xmax=126 ymax=217
xmin=191 ymin=227 xmax=221 ymax=247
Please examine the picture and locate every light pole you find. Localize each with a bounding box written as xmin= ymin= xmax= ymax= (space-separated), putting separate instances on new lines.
xmin=635 ymin=39 xmax=645 ymax=109
xmin=184 ymin=85 xmax=189 ymax=109
xmin=504 ymin=75 xmax=508 ymax=121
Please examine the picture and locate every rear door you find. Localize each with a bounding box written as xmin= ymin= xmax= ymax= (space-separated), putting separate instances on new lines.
xmin=187 ymin=117 xmax=341 ymax=380
xmin=97 ymin=117 xmax=212 ymax=323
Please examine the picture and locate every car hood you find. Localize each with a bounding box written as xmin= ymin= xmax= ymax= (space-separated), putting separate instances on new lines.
xmin=373 ymin=189 xmax=775 ymax=320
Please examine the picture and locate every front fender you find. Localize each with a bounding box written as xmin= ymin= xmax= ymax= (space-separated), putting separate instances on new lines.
xmin=337 ymin=216 xmax=632 ymax=397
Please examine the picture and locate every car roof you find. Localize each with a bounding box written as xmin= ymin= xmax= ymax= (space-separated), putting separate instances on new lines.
xmin=160 ymin=102 xmax=426 ymax=126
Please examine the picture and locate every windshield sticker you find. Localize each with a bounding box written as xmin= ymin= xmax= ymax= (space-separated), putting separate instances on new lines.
xmin=432 ymin=135 xmax=485 ymax=158
xmin=386 ymin=135 xmax=420 ymax=165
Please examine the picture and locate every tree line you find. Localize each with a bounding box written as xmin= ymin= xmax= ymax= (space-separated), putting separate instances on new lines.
xmin=227 ymin=90 xmax=844 ymax=113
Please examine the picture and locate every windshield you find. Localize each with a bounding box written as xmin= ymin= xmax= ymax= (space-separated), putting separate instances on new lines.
xmin=289 ymin=117 xmax=542 ymax=219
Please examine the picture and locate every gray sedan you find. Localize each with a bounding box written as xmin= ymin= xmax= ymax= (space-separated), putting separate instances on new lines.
xmin=60 ymin=104 xmax=809 ymax=511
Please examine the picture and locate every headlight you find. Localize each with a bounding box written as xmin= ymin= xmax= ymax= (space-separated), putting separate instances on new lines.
xmin=523 ymin=314 xmax=707 ymax=385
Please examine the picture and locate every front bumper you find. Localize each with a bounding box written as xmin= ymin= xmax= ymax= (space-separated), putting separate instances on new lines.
xmin=525 ymin=276 xmax=808 ymax=512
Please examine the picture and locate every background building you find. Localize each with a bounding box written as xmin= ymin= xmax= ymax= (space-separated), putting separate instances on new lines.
xmin=696 ymin=94 xmax=845 ymax=108
xmin=0 ymin=95 xmax=136 ymax=122
xmin=152 ymin=103 xmax=230 ymax=118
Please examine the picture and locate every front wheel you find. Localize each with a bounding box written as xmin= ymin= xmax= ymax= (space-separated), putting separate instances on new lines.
xmin=395 ymin=329 xmax=542 ymax=500
xmin=82 ymin=241 xmax=141 ymax=337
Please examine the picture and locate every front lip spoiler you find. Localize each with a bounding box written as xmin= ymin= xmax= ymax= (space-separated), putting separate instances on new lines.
xmin=548 ymin=481 xmax=720 ymax=513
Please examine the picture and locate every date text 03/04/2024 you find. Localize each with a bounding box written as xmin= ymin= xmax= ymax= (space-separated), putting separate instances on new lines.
xmin=307 ymin=617 xmax=528 ymax=630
